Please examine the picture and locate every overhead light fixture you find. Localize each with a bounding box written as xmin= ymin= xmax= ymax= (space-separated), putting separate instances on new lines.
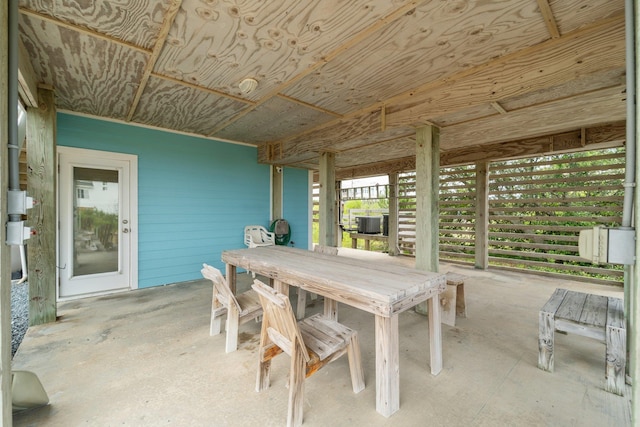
xmin=239 ymin=78 xmax=258 ymax=94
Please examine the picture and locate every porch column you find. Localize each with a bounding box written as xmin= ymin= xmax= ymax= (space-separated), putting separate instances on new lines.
xmin=387 ymin=172 xmax=400 ymax=256
xmin=0 ymin=1 xmax=12 ymax=422
xmin=415 ymin=125 xmax=439 ymax=314
xmin=318 ymin=152 xmax=337 ymax=246
xmin=271 ymin=165 xmax=283 ymax=221
xmin=27 ymin=87 xmax=57 ymax=325
xmin=475 ymin=161 xmax=489 ymax=270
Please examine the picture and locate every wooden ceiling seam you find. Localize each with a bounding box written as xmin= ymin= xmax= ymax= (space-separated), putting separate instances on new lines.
xmin=126 ymin=0 xmax=183 ymax=121
xmin=18 ymin=7 xmax=151 ymax=55
xmin=536 ymin=0 xmax=561 ymax=39
xmin=275 ymin=94 xmax=342 ymax=117
xmin=206 ymin=0 xmax=428 ymax=137
xmin=152 ymin=73 xmax=256 ymax=106
xmin=490 ymin=102 xmax=508 ymax=114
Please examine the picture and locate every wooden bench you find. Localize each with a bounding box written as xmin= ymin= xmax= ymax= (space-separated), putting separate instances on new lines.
xmin=440 ymin=273 xmax=467 ymax=327
xmin=349 ymin=232 xmax=387 ymax=251
xmin=538 ymin=288 xmax=626 ymax=395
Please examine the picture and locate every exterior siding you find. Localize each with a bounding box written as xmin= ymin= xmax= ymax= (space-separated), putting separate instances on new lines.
xmin=57 ymin=113 xmax=308 ymax=288
xmin=283 ymin=168 xmax=310 ymax=250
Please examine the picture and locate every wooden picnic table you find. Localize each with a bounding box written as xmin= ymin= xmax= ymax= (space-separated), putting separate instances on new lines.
xmin=221 ymin=245 xmax=446 ymax=417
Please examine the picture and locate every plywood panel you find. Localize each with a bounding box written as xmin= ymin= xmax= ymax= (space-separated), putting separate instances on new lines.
xmin=548 ymin=0 xmax=624 ymax=35
xmin=19 ymin=14 xmax=148 ymax=119
xmin=386 ymin=16 xmax=625 ymax=127
xmin=132 ymin=76 xmax=248 ymax=135
xmin=154 ymin=0 xmax=407 ymax=101
xmin=284 ymin=0 xmax=550 ymax=114
xmin=20 ymin=0 xmax=172 ymax=49
xmin=213 ymin=96 xmax=336 ymax=144
xmin=500 ymin=68 xmax=626 ymax=111
xmin=440 ymin=86 xmax=626 ymax=150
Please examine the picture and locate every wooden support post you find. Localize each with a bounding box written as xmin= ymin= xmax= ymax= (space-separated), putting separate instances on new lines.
xmin=387 ymin=172 xmax=400 ymax=256
xmin=475 ymin=161 xmax=489 ymax=270
xmin=319 ymin=152 xmax=337 ymax=247
xmin=27 ymin=88 xmax=57 ymax=326
xmin=271 ymin=165 xmax=283 ymax=221
xmin=415 ymin=125 xmax=439 ymax=314
xmin=0 ymin=2 xmax=13 ymax=421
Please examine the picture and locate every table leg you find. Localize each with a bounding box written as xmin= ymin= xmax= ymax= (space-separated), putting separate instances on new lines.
xmin=324 ymin=298 xmax=338 ymax=321
xmin=273 ymin=279 xmax=289 ymax=296
xmin=375 ymin=314 xmax=399 ymax=417
xmin=225 ymin=264 xmax=236 ymax=294
xmin=352 ymin=238 xmax=357 ymax=249
xmin=427 ymin=294 xmax=443 ymax=375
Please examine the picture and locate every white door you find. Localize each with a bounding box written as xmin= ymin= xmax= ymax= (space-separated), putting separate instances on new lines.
xmin=58 ymin=147 xmax=138 ymax=299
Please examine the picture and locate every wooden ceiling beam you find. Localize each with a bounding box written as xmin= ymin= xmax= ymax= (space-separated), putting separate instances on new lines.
xmin=440 ymin=85 xmax=625 ymax=150
xmin=333 ymin=122 xmax=625 ymax=179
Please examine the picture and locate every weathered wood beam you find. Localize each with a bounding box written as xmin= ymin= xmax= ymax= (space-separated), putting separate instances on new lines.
xmin=271 ymin=165 xmax=283 ymax=220
xmin=318 ymin=153 xmax=337 ymax=247
xmin=415 ymin=125 xmax=439 ymax=316
xmin=334 ymin=122 xmax=625 ymax=179
xmin=27 ymin=87 xmax=57 ymax=326
xmin=18 ymin=38 xmax=38 ymax=107
xmin=127 ymin=0 xmax=183 ymax=120
xmin=440 ymin=86 xmax=625 ymax=150
xmin=475 ymin=161 xmax=489 ymax=270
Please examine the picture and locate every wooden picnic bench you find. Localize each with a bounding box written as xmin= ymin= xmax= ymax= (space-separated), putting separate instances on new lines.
xmin=538 ymin=288 xmax=626 ymax=395
xmin=349 ymin=232 xmax=387 ymax=250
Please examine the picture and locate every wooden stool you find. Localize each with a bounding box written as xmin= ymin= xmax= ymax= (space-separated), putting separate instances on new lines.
xmin=440 ymin=273 xmax=467 ymax=327
xmin=538 ymin=288 xmax=626 ymax=395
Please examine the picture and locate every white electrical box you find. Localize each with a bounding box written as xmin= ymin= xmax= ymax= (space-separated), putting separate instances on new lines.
xmin=578 ymin=226 xmax=635 ymax=265
xmin=578 ymin=226 xmax=609 ymax=264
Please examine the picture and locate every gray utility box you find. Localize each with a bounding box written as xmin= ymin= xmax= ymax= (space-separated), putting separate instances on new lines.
xmin=357 ymin=216 xmax=381 ymax=234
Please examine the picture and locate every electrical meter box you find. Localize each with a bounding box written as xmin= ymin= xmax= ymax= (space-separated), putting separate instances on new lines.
xmin=578 ymin=226 xmax=635 ymax=265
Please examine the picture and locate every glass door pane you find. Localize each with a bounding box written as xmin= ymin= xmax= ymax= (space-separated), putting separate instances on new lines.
xmin=73 ymin=167 xmax=119 ymax=276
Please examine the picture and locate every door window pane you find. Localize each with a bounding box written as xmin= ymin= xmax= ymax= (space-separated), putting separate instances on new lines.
xmin=73 ymin=167 xmax=119 ymax=276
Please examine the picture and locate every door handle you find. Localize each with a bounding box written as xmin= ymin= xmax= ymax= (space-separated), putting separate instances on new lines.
xmin=123 ymin=228 xmax=129 ymax=233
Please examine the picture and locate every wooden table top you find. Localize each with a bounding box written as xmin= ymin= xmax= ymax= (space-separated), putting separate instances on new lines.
xmin=222 ymin=246 xmax=446 ymax=317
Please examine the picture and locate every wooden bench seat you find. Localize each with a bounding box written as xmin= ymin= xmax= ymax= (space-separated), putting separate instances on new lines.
xmin=440 ymin=273 xmax=467 ymax=327
xmin=538 ymin=288 xmax=626 ymax=395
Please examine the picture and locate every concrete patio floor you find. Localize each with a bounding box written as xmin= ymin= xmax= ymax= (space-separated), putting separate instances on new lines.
xmin=13 ymin=249 xmax=631 ymax=426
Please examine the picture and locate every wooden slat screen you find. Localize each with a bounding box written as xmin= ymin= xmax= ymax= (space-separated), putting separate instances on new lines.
xmin=396 ymin=147 xmax=625 ymax=285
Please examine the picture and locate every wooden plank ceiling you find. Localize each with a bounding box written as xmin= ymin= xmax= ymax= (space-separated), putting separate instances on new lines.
xmin=18 ymin=0 xmax=626 ymax=177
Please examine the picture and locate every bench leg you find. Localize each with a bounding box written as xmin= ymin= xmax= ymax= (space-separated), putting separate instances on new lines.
xmin=538 ymin=311 xmax=555 ymax=372
xmin=605 ymin=324 xmax=626 ymax=395
xmin=455 ymin=284 xmax=466 ymax=318
xmin=296 ymin=289 xmax=307 ymax=320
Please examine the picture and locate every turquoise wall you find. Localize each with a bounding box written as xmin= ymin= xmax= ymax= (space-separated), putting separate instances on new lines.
xmin=283 ymin=168 xmax=310 ymax=249
xmin=57 ymin=113 xmax=309 ymax=288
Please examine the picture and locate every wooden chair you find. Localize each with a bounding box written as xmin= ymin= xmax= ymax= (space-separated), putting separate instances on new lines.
xmin=252 ymin=279 xmax=365 ymax=427
xmin=296 ymin=245 xmax=338 ymax=319
xmin=201 ymin=264 xmax=263 ymax=353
